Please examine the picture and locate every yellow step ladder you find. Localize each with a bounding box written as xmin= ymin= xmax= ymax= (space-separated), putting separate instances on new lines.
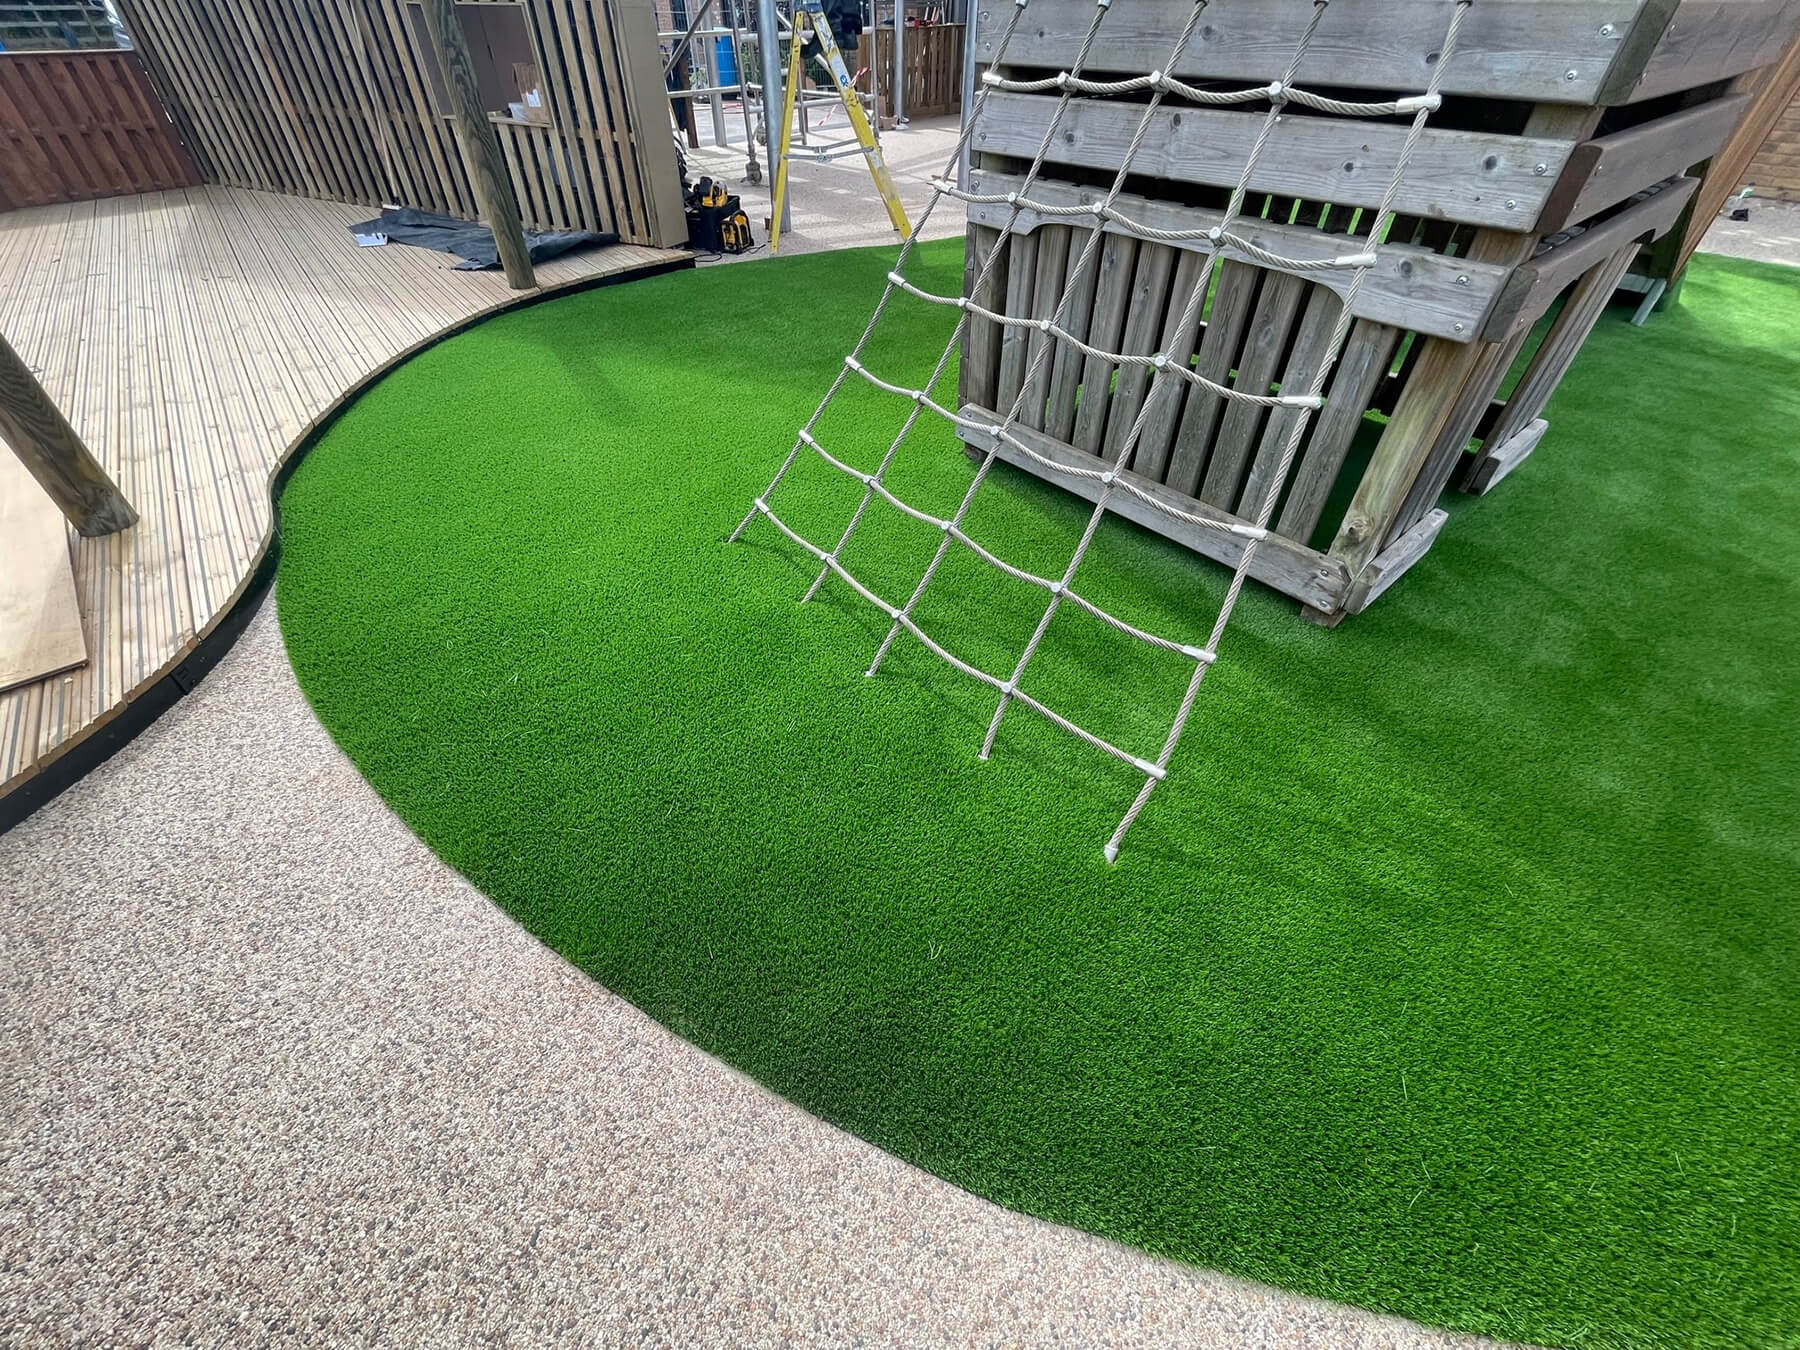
xmin=769 ymin=0 xmax=911 ymax=252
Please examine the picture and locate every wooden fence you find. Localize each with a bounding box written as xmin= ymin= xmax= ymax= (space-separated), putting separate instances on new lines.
xmin=109 ymin=0 xmax=685 ymax=246
xmin=872 ymin=22 xmax=961 ymax=120
xmin=0 ymin=50 xmax=201 ymax=210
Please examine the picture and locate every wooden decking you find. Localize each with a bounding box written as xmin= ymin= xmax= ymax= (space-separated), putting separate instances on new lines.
xmin=0 ymin=185 xmax=686 ymax=803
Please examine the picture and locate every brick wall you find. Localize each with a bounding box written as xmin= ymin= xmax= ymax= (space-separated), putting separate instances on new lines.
xmin=1746 ymin=88 xmax=1800 ymax=201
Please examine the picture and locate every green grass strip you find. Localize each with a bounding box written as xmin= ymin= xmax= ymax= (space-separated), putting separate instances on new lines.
xmin=277 ymin=241 xmax=1800 ymax=1349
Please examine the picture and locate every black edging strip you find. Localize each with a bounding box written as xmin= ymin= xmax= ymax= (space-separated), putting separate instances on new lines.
xmin=0 ymin=254 xmax=696 ymax=836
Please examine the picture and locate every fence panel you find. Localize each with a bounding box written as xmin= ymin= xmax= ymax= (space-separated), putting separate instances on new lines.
xmin=0 ymin=50 xmax=201 ymax=210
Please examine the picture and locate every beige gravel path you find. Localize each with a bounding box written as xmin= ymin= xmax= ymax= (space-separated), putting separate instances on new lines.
xmin=0 ymin=597 xmax=1505 ymax=1349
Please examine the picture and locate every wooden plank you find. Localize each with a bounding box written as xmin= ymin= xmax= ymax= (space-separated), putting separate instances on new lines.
xmin=1620 ymin=0 xmax=1800 ymax=104
xmin=1019 ymin=224 xmax=1070 ymax=432
xmin=1676 ymin=35 xmax=1800 ymax=269
xmin=1130 ymin=248 xmax=1209 ymax=483
xmin=0 ymin=330 xmax=137 ymax=536
xmin=1163 ymin=260 xmax=1259 ymax=498
xmin=967 ymin=170 xmax=1504 ymax=342
xmin=977 ymin=93 xmax=1575 ymax=232
xmin=0 ymin=438 xmax=88 ymax=694
xmin=1466 ymin=418 xmax=1550 ymax=495
xmin=1043 ymin=225 xmax=1100 ymax=443
xmin=1393 ymin=325 xmax=1532 ymax=536
xmin=1476 ymin=244 xmax=1640 ymax=464
xmin=1069 ymin=231 xmax=1138 ymax=455
xmin=1537 ymin=92 xmax=1751 ymax=231
xmin=1237 ymin=284 xmax=1343 ymax=520
xmin=609 ymin=0 xmax=689 ymax=247
xmin=995 ymin=230 xmax=1038 ymax=414
xmin=1326 ymin=337 xmax=1490 ymax=583
xmin=956 ymin=402 xmax=1351 ymax=612
xmin=1100 ymin=241 xmax=1175 ymax=464
xmin=1483 ymin=176 xmax=1699 ymax=339
xmin=973 ymin=0 xmax=1641 ymax=104
xmin=1201 ymin=270 xmax=1305 ymax=508
xmin=958 ymin=223 xmax=1004 ymax=413
xmin=1343 ymin=508 xmax=1448 ymax=615
xmin=1276 ymin=319 xmax=1401 ymax=546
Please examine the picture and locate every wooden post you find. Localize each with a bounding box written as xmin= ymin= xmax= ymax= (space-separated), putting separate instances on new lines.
xmin=417 ymin=0 xmax=536 ymax=290
xmin=0 ymin=334 xmax=136 ymax=538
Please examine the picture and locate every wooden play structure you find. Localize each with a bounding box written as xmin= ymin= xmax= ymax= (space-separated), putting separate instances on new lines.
xmin=957 ymin=0 xmax=1800 ymax=623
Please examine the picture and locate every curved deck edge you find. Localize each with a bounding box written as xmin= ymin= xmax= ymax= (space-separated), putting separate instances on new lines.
xmin=0 ymin=253 xmax=695 ymax=836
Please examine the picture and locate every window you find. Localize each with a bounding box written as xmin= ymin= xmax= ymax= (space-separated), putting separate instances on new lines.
xmin=406 ymin=2 xmax=548 ymax=124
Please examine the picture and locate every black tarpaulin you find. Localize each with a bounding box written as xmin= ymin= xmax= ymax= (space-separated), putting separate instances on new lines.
xmin=347 ymin=207 xmax=619 ymax=271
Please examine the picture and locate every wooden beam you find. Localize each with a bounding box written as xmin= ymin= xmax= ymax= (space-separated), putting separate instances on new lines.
xmin=972 ymin=0 xmax=1641 ymax=104
xmin=1482 ymin=176 xmax=1698 ymax=340
xmin=0 ymin=333 xmax=137 ymax=538
xmin=966 ymin=171 xmax=1505 ymax=342
xmin=1616 ymin=0 xmax=1800 ymax=104
xmin=956 ymin=403 xmax=1351 ymax=612
xmin=418 ymin=0 xmax=537 ymax=290
xmin=976 ymin=92 xmax=1576 ymax=232
xmin=1325 ymin=337 xmax=1489 ymax=584
xmin=1535 ymin=92 xmax=1750 ymax=233
xmin=1674 ymin=35 xmax=1800 ymax=275
xmin=1343 ymin=509 xmax=1449 ymax=614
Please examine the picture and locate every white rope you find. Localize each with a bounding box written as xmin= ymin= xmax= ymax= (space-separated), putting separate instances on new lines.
xmin=930 ymin=180 xmax=1379 ymax=272
xmin=981 ymin=67 xmax=1443 ymax=119
xmin=733 ymin=0 xmax=1473 ymax=861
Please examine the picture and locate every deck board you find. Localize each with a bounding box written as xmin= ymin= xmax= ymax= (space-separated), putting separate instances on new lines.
xmin=0 ymin=186 xmax=687 ymax=800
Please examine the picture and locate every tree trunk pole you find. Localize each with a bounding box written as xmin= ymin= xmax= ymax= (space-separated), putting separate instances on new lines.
xmin=418 ymin=0 xmax=537 ymax=290
xmin=0 ymin=334 xmax=136 ymax=537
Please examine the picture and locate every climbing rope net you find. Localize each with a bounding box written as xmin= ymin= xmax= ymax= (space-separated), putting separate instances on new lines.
xmin=732 ymin=0 xmax=1471 ymax=860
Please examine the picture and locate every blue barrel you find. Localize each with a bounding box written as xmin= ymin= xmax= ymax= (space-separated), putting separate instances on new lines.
xmin=715 ymin=35 xmax=740 ymax=89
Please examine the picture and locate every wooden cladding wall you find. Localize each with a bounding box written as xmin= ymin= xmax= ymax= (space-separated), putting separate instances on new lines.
xmin=871 ymin=23 xmax=962 ymax=120
xmin=110 ymin=0 xmax=685 ymax=246
xmin=0 ymin=50 xmax=201 ymax=209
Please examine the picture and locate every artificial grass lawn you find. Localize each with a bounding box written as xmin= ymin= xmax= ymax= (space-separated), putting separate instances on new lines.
xmin=276 ymin=242 xmax=1800 ymax=1349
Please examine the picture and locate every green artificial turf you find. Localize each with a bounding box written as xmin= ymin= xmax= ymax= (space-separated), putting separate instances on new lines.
xmin=276 ymin=242 xmax=1800 ymax=1349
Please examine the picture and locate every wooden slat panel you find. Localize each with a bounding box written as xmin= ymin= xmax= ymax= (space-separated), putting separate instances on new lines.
xmin=966 ymin=170 xmax=1505 ymax=342
xmin=95 ymin=0 xmax=678 ymax=245
xmin=1163 ymin=260 xmax=1259 ymax=498
xmin=1201 ymin=270 xmax=1305 ymax=508
xmin=978 ymin=93 xmax=1575 ymax=232
xmin=1129 ymin=248 xmax=1208 ymax=483
xmin=1276 ymin=319 xmax=1401 ymax=546
xmin=1538 ymin=91 xmax=1751 ymax=231
xmin=974 ymin=0 xmax=1642 ymax=104
xmin=0 ymin=52 xmax=200 ymax=207
xmin=1069 ymin=231 xmax=1137 ymax=455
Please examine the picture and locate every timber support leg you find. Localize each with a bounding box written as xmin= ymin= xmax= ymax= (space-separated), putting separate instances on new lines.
xmin=419 ymin=0 xmax=536 ymax=290
xmin=0 ymin=333 xmax=136 ymax=537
